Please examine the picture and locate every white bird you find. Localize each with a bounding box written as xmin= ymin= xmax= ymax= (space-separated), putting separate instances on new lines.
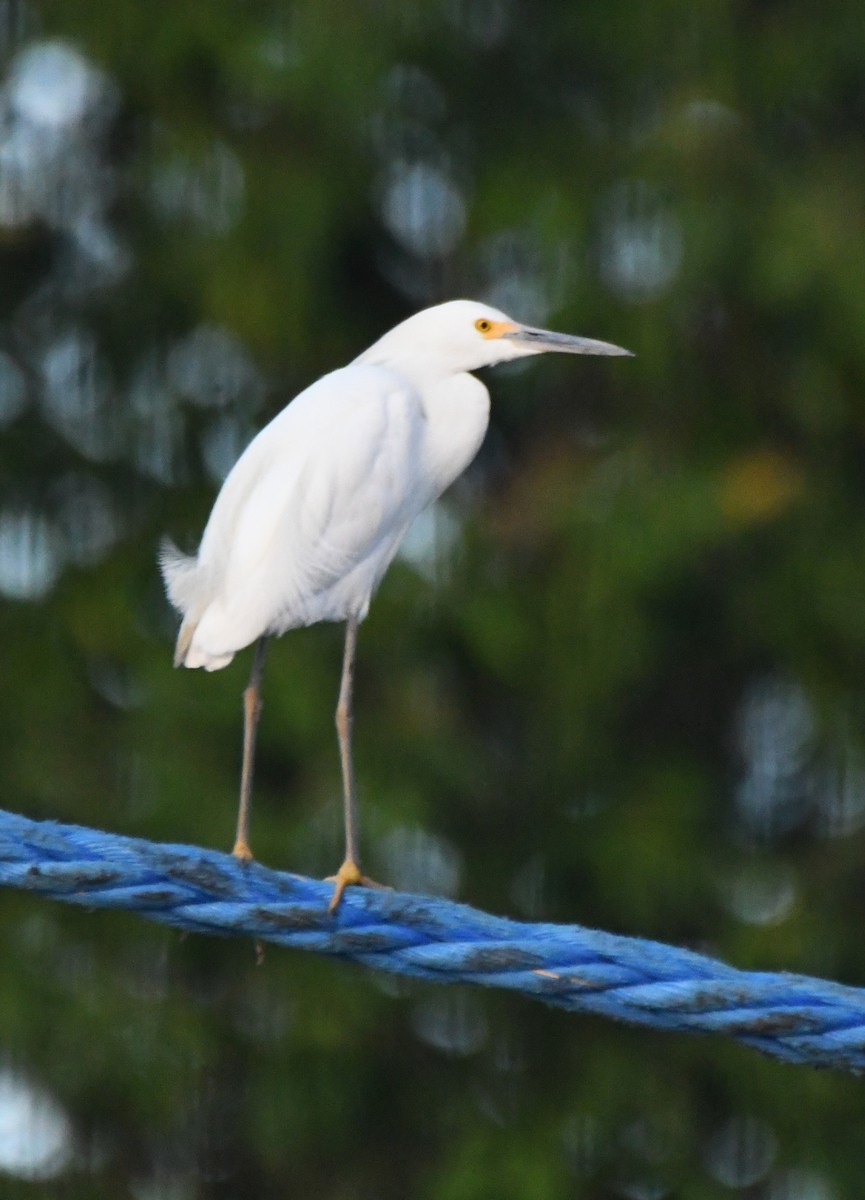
xmin=161 ymin=299 xmax=631 ymax=909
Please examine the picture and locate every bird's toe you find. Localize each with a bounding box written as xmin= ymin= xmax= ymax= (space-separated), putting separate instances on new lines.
xmin=232 ymin=838 xmax=255 ymax=863
xmin=326 ymin=859 xmax=390 ymax=913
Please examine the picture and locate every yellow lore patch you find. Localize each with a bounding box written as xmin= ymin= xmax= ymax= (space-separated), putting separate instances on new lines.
xmin=475 ymin=318 xmax=519 ymax=339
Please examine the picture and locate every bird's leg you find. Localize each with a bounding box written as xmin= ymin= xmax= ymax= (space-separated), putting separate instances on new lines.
xmin=329 ymin=617 xmax=361 ymax=908
xmin=233 ymin=635 xmax=269 ymax=861
xmin=328 ymin=617 xmax=389 ymax=911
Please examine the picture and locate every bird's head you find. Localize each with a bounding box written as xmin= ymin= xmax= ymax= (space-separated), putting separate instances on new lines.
xmin=355 ymin=299 xmax=632 ymax=381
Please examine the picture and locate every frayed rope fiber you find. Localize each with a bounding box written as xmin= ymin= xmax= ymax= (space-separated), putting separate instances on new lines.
xmin=2 ymin=808 xmax=864 ymax=1073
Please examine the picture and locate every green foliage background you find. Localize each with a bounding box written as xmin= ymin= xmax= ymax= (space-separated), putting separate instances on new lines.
xmin=0 ymin=0 xmax=864 ymax=1195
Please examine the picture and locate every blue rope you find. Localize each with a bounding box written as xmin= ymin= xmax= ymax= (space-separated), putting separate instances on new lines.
xmin=1 ymin=808 xmax=863 ymax=1073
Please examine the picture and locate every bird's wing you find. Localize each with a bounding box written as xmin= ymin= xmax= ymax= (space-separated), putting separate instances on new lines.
xmin=195 ymin=364 xmax=432 ymax=641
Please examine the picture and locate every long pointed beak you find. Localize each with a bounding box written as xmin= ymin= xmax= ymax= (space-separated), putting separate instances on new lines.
xmin=505 ymin=326 xmax=633 ymax=357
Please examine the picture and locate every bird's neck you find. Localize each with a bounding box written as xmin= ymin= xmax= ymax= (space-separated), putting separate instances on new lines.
xmin=414 ymin=372 xmax=491 ymax=498
xmin=353 ymin=345 xmax=465 ymax=390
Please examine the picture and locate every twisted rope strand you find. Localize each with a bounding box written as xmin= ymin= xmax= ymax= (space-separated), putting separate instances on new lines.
xmin=1 ymin=809 xmax=863 ymax=1073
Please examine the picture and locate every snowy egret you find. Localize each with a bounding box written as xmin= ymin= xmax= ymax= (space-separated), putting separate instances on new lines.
xmin=161 ymin=299 xmax=631 ymax=909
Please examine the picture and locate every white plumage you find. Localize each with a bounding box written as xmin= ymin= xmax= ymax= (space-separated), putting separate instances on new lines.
xmin=161 ymin=362 xmax=488 ymax=668
xmin=160 ymin=298 xmax=631 ymax=906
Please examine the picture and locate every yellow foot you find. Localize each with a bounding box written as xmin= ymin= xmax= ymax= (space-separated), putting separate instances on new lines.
xmin=232 ymin=838 xmax=254 ymax=862
xmin=325 ymin=859 xmax=390 ymax=913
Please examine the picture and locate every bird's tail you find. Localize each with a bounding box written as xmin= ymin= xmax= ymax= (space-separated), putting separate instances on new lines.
xmin=158 ymin=540 xmax=236 ymax=672
xmin=159 ymin=538 xmax=200 ymax=612
xmin=158 ymin=538 xmax=221 ymax=669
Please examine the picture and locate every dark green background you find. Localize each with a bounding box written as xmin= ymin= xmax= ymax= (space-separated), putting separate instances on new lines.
xmin=1 ymin=0 xmax=864 ymax=1195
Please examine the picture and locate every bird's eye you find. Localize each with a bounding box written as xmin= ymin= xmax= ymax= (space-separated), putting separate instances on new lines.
xmin=475 ymin=318 xmax=492 ymax=333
